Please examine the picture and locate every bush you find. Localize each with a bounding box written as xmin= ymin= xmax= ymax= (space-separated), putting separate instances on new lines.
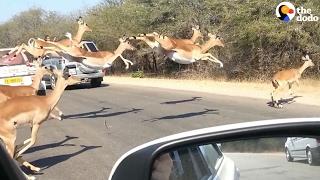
xmin=131 ymin=70 xmax=145 ymax=78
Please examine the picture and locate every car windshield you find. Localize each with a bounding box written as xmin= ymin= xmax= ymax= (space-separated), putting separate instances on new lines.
xmin=0 ymin=0 xmax=319 ymax=180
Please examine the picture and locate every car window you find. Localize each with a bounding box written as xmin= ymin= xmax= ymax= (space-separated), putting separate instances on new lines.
xmin=84 ymin=43 xmax=99 ymax=52
xmin=168 ymin=144 xmax=221 ymax=180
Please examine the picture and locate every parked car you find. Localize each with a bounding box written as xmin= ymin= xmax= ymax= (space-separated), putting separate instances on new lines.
xmin=41 ymin=40 xmax=104 ymax=89
xmin=285 ymin=137 xmax=320 ymax=165
xmin=0 ymin=48 xmax=46 ymax=92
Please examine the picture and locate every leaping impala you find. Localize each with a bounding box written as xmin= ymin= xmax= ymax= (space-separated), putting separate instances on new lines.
xmin=141 ymin=32 xmax=224 ymax=67
xmin=46 ymin=36 xmax=136 ymax=70
xmin=0 ymin=69 xmax=80 ymax=179
xmin=271 ymin=55 xmax=315 ymax=108
xmin=0 ymin=65 xmax=63 ymax=120
xmin=3 ymin=16 xmax=92 ymax=60
xmin=134 ymin=26 xmax=203 ymax=53
xmin=28 ymin=16 xmax=92 ymax=49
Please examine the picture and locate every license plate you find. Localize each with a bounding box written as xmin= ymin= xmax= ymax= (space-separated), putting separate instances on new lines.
xmin=69 ymin=68 xmax=77 ymax=75
xmin=4 ymin=77 xmax=23 ymax=84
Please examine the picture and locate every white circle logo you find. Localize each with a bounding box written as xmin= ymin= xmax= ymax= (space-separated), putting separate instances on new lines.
xmin=276 ymin=2 xmax=296 ymax=22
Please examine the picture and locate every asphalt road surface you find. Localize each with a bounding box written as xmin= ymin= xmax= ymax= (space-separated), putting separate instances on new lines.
xmin=16 ymin=83 xmax=320 ymax=179
xmin=225 ymin=153 xmax=320 ymax=180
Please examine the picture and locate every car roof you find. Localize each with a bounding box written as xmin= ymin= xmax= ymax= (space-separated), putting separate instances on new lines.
xmin=109 ymin=118 xmax=320 ymax=180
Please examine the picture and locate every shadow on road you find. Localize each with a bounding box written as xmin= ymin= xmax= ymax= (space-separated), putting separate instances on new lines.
xmin=25 ymin=136 xmax=79 ymax=154
xmin=160 ymin=97 xmax=202 ymax=105
xmin=28 ymin=145 xmax=102 ymax=173
xmin=267 ymin=96 xmax=302 ymax=107
xmin=63 ymin=107 xmax=143 ymax=119
xmin=143 ymin=108 xmax=219 ymax=122
xmin=63 ymin=107 xmax=110 ymax=119
xmin=66 ymin=83 xmax=109 ymax=90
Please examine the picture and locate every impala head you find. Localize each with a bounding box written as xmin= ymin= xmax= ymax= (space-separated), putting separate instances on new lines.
xmin=137 ymin=33 xmax=156 ymax=41
xmin=302 ymin=55 xmax=315 ymax=67
xmin=119 ymin=36 xmax=136 ymax=51
xmin=192 ymin=25 xmax=203 ymax=38
xmin=37 ymin=66 xmax=53 ymax=76
xmin=77 ymin=16 xmax=92 ymax=32
xmin=52 ymin=69 xmax=81 ymax=86
xmin=208 ymin=33 xmax=224 ymax=47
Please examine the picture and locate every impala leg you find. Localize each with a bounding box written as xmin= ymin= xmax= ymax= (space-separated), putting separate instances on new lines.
xmin=4 ymin=137 xmax=15 ymax=158
xmin=288 ymin=82 xmax=294 ymax=96
xmin=2 ymin=45 xmax=20 ymax=58
xmin=49 ymin=107 xmax=63 ymax=121
xmin=15 ymin=44 xmax=27 ymax=56
xmin=271 ymin=87 xmax=284 ymax=108
xmin=14 ymin=138 xmax=32 ymax=154
xmin=15 ymin=124 xmax=39 ymax=158
xmin=16 ymin=156 xmax=41 ymax=172
xmin=49 ymin=112 xmax=62 ymax=121
xmin=120 ymin=55 xmax=133 ymax=69
xmin=54 ymin=107 xmax=63 ymax=116
xmin=198 ymin=54 xmax=223 ymax=68
xmin=5 ymin=141 xmax=36 ymax=180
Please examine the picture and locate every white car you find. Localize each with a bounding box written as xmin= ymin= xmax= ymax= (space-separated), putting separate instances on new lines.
xmin=285 ymin=137 xmax=320 ymax=165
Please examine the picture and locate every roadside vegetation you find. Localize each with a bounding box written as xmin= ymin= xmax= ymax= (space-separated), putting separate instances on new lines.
xmin=0 ymin=0 xmax=319 ymax=81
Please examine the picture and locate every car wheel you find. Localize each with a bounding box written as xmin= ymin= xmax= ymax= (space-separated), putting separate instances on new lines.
xmin=50 ymin=75 xmax=57 ymax=89
xmin=285 ymin=148 xmax=294 ymax=162
xmin=90 ymin=78 xmax=102 ymax=88
xmin=307 ymin=149 xmax=316 ymax=165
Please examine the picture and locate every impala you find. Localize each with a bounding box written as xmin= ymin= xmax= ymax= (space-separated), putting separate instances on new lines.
xmin=4 ymin=17 xmax=92 ymax=60
xmin=271 ymin=55 xmax=315 ymax=108
xmin=0 ymin=66 xmax=63 ymax=120
xmin=134 ymin=26 xmax=203 ymax=53
xmin=28 ymin=16 xmax=92 ymax=49
xmin=147 ymin=32 xmax=224 ymax=67
xmin=0 ymin=69 xmax=80 ymax=179
xmin=46 ymin=36 xmax=136 ymax=70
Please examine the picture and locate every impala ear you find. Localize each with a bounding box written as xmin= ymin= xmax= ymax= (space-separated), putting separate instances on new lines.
xmin=302 ymin=55 xmax=310 ymax=61
xmin=208 ymin=33 xmax=217 ymax=39
xmin=152 ymin=32 xmax=159 ymax=36
xmin=192 ymin=25 xmax=200 ymax=30
xmin=305 ymin=54 xmax=310 ymax=60
xmin=77 ymin=16 xmax=84 ymax=24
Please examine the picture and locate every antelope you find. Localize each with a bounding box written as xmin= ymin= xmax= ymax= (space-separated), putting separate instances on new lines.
xmin=134 ymin=26 xmax=203 ymax=53
xmin=0 ymin=66 xmax=63 ymax=120
xmin=46 ymin=36 xmax=136 ymax=69
xmin=271 ymin=55 xmax=315 ymax=108
xmin=28 ymin=16 xmax=92 ymax=49
xmin=3 ymin=17 xmax=92 ymax=60
xmin=146 ymin=32 xmax=224 ymax=67
xmin=0 ymin=69 xmax=80 ymax=178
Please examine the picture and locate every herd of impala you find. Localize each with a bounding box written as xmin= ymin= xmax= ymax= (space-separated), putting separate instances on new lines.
xmin=0 ymin=17 xmax=316 ymax=179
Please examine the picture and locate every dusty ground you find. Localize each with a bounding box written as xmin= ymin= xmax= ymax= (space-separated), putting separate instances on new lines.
xmin=104 ymin=76 xmax=320 ymax=106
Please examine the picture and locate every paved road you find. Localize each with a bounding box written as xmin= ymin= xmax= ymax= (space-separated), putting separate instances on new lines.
xmin=16 ymin=83 xmax=320 ymax=179
xmin=226 ymin=153 xmax=320 ymax=180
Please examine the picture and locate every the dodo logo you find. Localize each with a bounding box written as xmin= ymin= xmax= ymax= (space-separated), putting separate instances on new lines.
xmin=276 ymin=2 xmax=296 ymax=22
